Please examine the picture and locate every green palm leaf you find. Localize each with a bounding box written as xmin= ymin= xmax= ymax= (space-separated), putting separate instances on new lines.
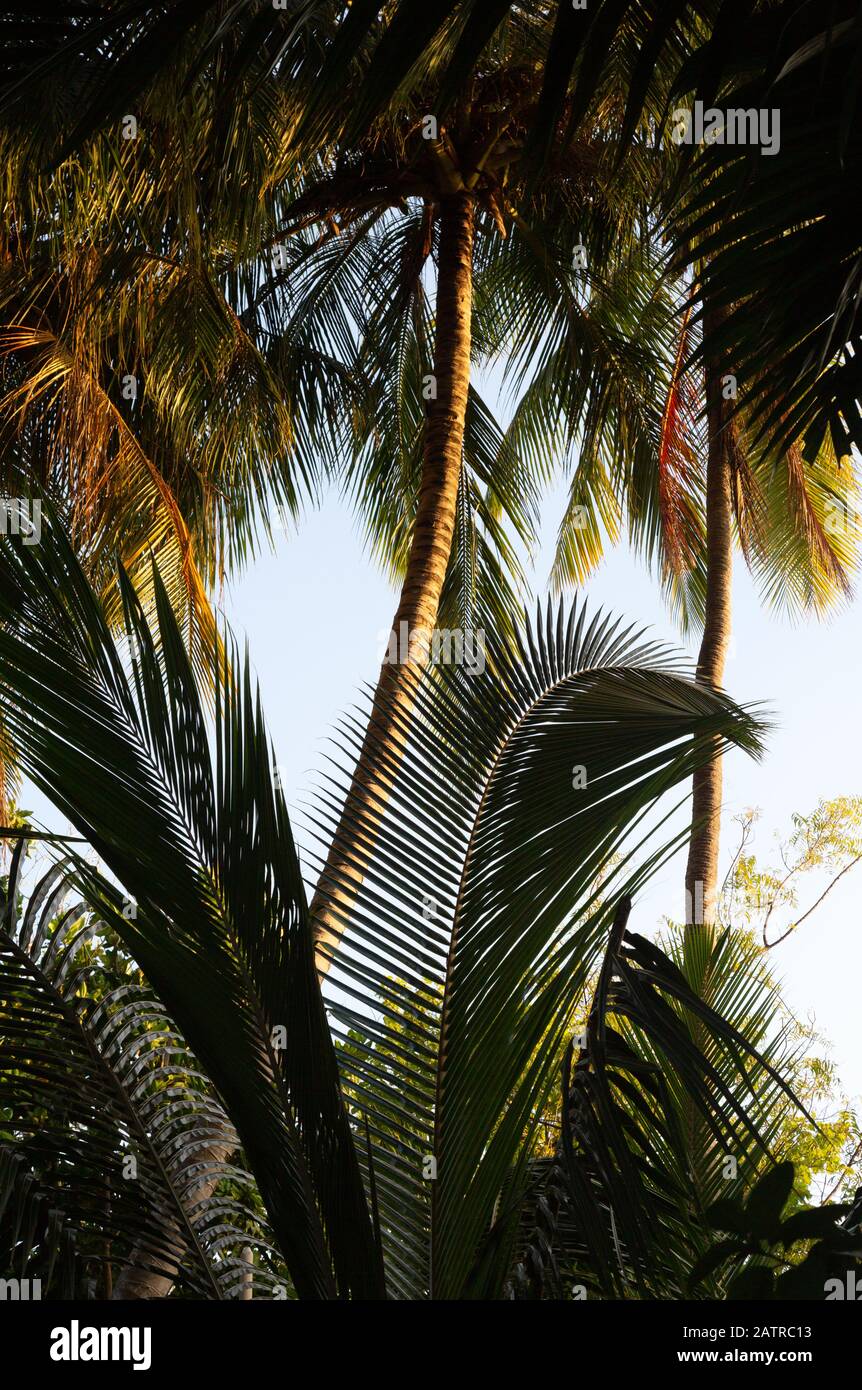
xmin=308 ymin=594 xmax=767 ymax=1297
xmin=538 ymin=911 xmax=811 ymax=1299
xmin=0 ymin=843 xmax=281 ymax=1299
xmin=0 ymin=499 xmax=383 ymax=1300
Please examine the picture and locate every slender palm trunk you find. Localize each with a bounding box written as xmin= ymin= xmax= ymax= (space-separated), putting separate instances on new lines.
xmin=685 ymin=319 xmax=734 ymax=928
xmin=311 ymin=192 xmax=475 ymax=971
xmin=682 ymin=318 xmax=736 ymax=1198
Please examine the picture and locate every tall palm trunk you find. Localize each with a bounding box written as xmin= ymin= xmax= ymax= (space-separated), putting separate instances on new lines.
xmin=311 ymin=192 xmax=475 ymax=971
xmin=682 ymin=315 xmax=735 ymax=1199
xmin=685 ymin=315 xmax=734 ymax=928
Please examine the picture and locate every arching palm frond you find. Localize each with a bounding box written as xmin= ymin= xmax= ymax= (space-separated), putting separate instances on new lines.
xmin=0 ymin=500 xmax=384 ymax=1301
xmin=307 ymin=593 xmax=766 ymax=1298
xmin=0 ymin=845 xmax=281 ymax=1300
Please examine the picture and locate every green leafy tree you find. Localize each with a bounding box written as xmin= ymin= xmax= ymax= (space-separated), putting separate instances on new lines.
xmin=689 ymin=1161 xmax=862 ymax=1301
xmin=720 ymin=798 xmax=862 ymax=949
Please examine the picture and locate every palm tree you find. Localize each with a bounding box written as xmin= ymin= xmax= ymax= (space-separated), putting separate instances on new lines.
xmin=0 ymin=0 xmax=858 ymax=1304
xmin=0 ymin=0 xmax=858 ymax=1305
xmin=0 ymin=3 xmax=753 ymax=950
xmin=8 ymin=2 xmax=861 ymax=477
xmin=0 ymin=502 xmax=786 ymax=1299
xmin=245 ymin=19 xmax=702 ymax=967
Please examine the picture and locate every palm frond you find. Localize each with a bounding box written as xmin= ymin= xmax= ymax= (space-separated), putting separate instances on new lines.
xmin=0 ymin=842 xmax=282 ymax=1299
xmin=0 ymin=497 xmax=384 ymax=1300
xmin=307 ymin=592 xmax=767 ymax=1298
xmin=539 ymin=912 xmax=810 ymax=1299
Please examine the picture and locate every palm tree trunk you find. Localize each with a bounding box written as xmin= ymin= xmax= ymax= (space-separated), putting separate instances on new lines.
xmin=111 ymin=1140 xmax=234 ymax=1299
xmin=684 ymin=320 xmax=734 ymax=928
xmin=311 ymin=192 xmax=475 ymax=971
xmin=680 ymin=313 xmax=738 ymax=1208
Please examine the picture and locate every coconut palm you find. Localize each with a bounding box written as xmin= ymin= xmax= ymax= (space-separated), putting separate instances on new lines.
xmin=234 ymin=13 xmax=708 ymax=967
xmin=7 ymin=2 xmax=861 ymax=456
xmin=0 ymin=53 xmax=318 ymax=835
xmin=0 ymin=501 xmax=792 ymax=1299
xmin=0 ymin=2 xmax=733 ymax=948
xmin=529 ymin=276 xmax=861 ymax=924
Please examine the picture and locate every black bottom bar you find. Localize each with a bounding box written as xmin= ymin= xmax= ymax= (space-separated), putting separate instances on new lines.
xmin=0 ymin=1297 xmax=855 ymax=1376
